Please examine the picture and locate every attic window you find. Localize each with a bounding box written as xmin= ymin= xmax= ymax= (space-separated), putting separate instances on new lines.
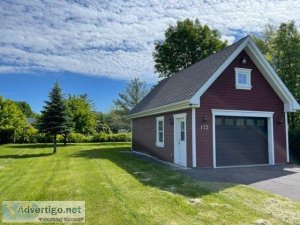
xmin=235 ymin=68 xmax=252 ymax=90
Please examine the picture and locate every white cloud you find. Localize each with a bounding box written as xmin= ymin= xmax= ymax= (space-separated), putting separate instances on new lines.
xmin=0 ymin=0 xmax=299 ymax=82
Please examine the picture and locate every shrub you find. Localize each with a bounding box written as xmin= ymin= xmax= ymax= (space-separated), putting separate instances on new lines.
xmin=66 ymin=133 xmax=89 ymax=143
xmin=92 ymin=133 xmax=131 ymax=142
xmin=289 ymin=128 xmax=300 ymax=161
xmin=0 ymin=130 xmax=130 ymax=144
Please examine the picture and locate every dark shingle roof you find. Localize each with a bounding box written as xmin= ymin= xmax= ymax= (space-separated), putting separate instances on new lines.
xmin=130 ymin=36 xmax=248 ymax=115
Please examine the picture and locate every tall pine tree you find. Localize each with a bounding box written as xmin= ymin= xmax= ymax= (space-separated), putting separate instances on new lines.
xmin=39 ymin=82 xmax=71 ymax=153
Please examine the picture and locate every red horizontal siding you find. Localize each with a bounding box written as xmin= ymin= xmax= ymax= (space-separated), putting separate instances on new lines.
xmin=132 ymin=109 xmax=193 ymax=167
xmin=196 ymin=50 xmax=286 ymax=167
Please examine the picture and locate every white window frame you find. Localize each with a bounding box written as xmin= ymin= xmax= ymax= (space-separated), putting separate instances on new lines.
xmin=235 ymin=67 xmax=252 ymax=90
xmin=156 ymin=116 xmax=164 ymax=147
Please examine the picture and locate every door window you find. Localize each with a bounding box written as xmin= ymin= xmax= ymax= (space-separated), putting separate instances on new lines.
xmin=180 ymin=121 xmax=185 ymax=141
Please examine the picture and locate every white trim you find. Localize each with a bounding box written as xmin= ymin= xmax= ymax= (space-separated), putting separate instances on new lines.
xmin=211 ymin=109 xmax=274 ymax=118
xmin=156 ymin=116 xmax=164 ymax=147
xmin=173 ymin=113 xmax=187 ymax=167
xmin=192 ymin=108 xmax=197 ymax=167
xmin=173 ymin=113 xmax=187 ymax=119
xmin=212 ymin=109 xmax=275 ymax=168
xmin=285 ymin=112 xmax=290 ymax=163
xmin=245 ymin=39 xmax=300 ymax=112
xmin=128 ymin=100 xmax=197 ymax=119
xmin=235 ymin=67 xmax=252 ymax=90
xmin=190 ymin=36 xmax=250 ymax=105
xmin=190 ymin=36 xmax=299 ymax=112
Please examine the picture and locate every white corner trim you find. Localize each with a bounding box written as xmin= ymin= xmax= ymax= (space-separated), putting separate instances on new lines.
xmin=211 ymin=109 xmax=275 ymax=168
xmin=190 ymin=36 xmax=251 ymax=105
xmin=192 ymin=108 xmax=196 ymax=167
xmin=285 ymin=112 xmax=290 ymax=163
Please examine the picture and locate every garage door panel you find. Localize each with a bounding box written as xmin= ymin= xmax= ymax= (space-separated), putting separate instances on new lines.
xmin=216 ymin=116 xmax=268 ymax=167
xmin=217 ymin=151 xmax=268 ymax=166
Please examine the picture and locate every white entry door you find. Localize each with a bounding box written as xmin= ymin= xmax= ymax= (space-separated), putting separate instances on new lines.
xmin=174 ymin=114 xmax=187 ymax=166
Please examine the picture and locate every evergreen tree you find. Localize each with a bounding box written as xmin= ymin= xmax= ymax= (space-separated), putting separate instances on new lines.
xmin=39 ymin=82 xmax=71 ymax=153
xmin=114 ymin=78 xmax=148 ymax=113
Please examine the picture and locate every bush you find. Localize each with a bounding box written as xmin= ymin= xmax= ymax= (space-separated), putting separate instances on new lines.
xmin=289 ymin=128 xmax=300 ymax=161
xmin=0 ymin=130 xmax=130 ymax=144
xmin=66 ymin=133 xmax=89 ymax=143
xmin=92 ymin=133 xmax=131 ymax=142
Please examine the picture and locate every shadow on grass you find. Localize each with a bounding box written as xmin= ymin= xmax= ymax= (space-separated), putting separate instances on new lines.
xmin=6 ymin=144 xmax=77 ymax=149
xmin=71 ymin=147 xmax=235 ymax=198
xmin=0 ymin=153 xmax=53 ymax=159
xmin=6 ymin=142 xmax=129 ymax=149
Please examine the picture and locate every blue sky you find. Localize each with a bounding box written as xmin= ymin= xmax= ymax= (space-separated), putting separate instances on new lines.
xmin=0 ymin=72 xmax=127 ymax=113
xmin=0 ymin=0 xmax=299 ymax=113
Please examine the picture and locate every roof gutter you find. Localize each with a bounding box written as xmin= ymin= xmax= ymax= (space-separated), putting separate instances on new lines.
xmin=127 ymin=100 xmax=198 ymax=119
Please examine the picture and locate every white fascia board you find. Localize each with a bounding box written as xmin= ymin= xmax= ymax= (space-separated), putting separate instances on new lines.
xmin=190 ymin=36 xmax=251 ymax=105
xmin=246 ymin=39 xmax=300 ymax=112
xmin=127 ymin=100 xmax=198 ymax=119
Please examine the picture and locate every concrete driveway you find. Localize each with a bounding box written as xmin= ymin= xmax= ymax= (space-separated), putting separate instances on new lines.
xmin=181 ymin=165 xmax=300 ymax=201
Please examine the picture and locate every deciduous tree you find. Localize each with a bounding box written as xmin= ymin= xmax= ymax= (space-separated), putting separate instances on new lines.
xmin=0 ymin=96 xmax=33 ymax=143
xmin=153 ymin=19 xmax=227 ymax=77
xmin=253 ymin=21 xmax=300 ymax=128
xmin=66 ymin=94 xmax=96 ymax=135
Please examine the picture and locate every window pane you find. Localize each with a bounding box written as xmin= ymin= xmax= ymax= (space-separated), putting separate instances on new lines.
xmin=236 ymin=118 xmax=244 ymax=126
xmin=181 ymin=131 xmax=185 ymax=141
xmin=158 ymin=120 xmax=163 ymax=131
xmin=246 ymin=119 xmax=254 ymax=126
xmin=159 ymin=132 xmax=163 ymax=142
xmin=181 ymin=121 xmax=184 ymax=131
xmin=257 ymin=120 xmax=265 ymax=127
xmin=238 ymin=73 xmax=247 ymax=85
xmin=225 ymin=118 xmax=233 ymax=126
xmin=216 ymin=118 xmax=222 ymax=126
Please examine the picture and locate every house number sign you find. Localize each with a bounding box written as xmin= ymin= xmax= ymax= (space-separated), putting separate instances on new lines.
xmin=201 ymin=125 xmax=209 ymax=130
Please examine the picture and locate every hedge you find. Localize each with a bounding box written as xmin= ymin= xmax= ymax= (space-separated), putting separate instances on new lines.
xmin=0 ymin=130 xmax=131 ymax=144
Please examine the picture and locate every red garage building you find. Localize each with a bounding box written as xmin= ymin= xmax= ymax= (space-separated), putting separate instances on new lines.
xmin=128 ymin=36 xmax=300 ymax=168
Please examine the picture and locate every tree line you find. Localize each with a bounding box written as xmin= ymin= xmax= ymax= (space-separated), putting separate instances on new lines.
xmin=0 ymin=78 xmax=148 ymax=152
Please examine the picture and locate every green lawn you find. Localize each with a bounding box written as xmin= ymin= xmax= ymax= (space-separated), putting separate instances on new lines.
xmin=0 ymin=143 xmax=300 ymax=225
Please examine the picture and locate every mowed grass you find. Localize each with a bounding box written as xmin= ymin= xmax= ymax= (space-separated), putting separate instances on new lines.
xmin=0 ymin=143 xmax=300 ymax=225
